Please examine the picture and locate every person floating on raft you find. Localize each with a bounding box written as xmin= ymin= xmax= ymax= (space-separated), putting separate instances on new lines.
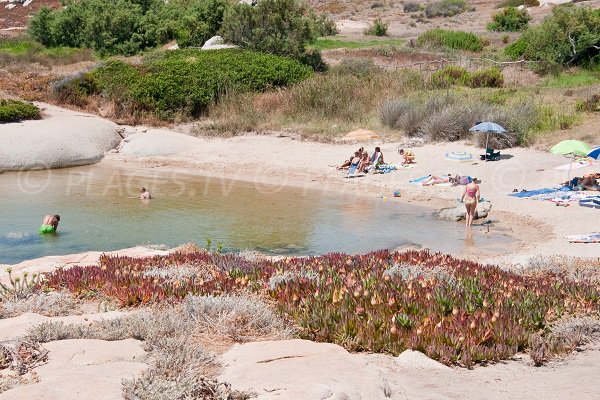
xmin=39 ymin=214 xmax=60 ymax=234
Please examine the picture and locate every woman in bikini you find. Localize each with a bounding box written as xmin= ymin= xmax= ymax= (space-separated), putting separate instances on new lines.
xmin=461 ymin=180 xmax=480 ymax=228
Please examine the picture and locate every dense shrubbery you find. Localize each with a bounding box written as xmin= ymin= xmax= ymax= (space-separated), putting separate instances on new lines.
xmin=487 ymin=7 xmax=531 ymax=32
xmin=41 ymin=249 xmax=600 ymax=367
xmin=364 ymin=18 xmax=389 ymax=36
xmin=430 ymin=66 xmax=471 ymax=87
xmin=28 ymin=0 xmax=331 ymax=61
xmin=0 ymin=99 xmax=41 ymax=123
xmin=430 ymin=65 xmax=504 ymax=89
xmin=469 ymin=67 xmax=504 ymax=88
xmin=425 ymin=0 xmax=468 ymax=18
xmin=504 ymin=5 xmax=600 ymax=71
xmin=221 ymin=0 xmax=325 ymax=69
xmin=417 ymin=29 xmax=484 ymax=52
xmin=53 ymin=49 xmax=312 ymax=120
xmin=379 ymin=90 xmax=569 ymax=146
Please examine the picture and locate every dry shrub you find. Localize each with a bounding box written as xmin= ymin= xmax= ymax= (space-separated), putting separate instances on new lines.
xmin=529 ymin=316 xmax=600 ymax=366
xmin=521 ymin=255 xmax=600 ymax=283
xmin=0 ymin=292 xmax=80 ymax=319
xmin=183 ymin=295 xmax=295 ymax=342
xmin=25 ymin=300 xmax=259 ymax=400
xmin=0 ymin=339 xmax=47 ymax=393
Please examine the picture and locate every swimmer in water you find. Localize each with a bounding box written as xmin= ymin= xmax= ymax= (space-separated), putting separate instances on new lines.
xmin=39 ymin=214 xmax=60 ymax=234
xmin=140 ymin=187 xmax=152 ymax=200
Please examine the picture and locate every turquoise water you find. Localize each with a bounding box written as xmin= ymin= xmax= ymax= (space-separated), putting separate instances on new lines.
xmin=0 ymin=165 xmax=514 ymax=264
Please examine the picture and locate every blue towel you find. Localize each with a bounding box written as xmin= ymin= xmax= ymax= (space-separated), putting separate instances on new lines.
xmin=510 ymin=187 xmax=569 ymax=198
xmin=409 ymin=175 xmax=431 ymax=184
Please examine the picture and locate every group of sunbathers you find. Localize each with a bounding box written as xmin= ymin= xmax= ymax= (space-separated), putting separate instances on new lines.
xmin=337 ymin=147 xmax=415 ymax=173
xmin=565 ymin=172 xmax=600 ymax=191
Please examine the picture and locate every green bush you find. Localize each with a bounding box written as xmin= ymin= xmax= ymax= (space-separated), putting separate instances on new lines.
xmin=430 ymin=65 xmax=471 ymax=88
xmin=510 ymin=5 xmax=600 ymax=71
xmin=222 ymin=0 xmax=321 ymax=64
xmin=0 ymin=99 xmax=41 ymax=123
xmin=488 ymin=7 xmax=531 ymax=32
xmin=364 ymin=18 xmax=389 ymax=36
xmin=312 ymin=13 xmax=338 ymax=36
xmin=29 ymin=0 xmax=171 ymax=55
xmin=430 ymin=65 xmax=504 ymax=88
xmin=56 ymin=49 xmax=312 ymax=120
xmin=504 ymin=36 xmax=527 ymax=59
xmin=469 ymin=67 xmax=504 ymax=88
xmin=417 ymin=29 xmax=484 ymax=52
xmin=425 ymin=0 xmax=468 ymax=18
xmin=497 ymin=0 xmax=539 ymax=7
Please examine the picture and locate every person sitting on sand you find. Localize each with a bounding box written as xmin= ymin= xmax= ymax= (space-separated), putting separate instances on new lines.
xmin=140 ymin=187 xmax=152 ymax=200
xmin=39 ymin=214 xmax=60 ymax=234
xmin=370 ymin=147 xmax=384 ymax=168
xmin=338 ymin=147 xmax=365 ymax=170
xmin=461 ymin=180 xmax=480 ymax=228
xmin=398 ymin=148 xmax=415 ymax=165
xmin=358 ymin=150 xmax=370 ymax=173
xmin=581 ymin=173 xmax=600 ymax=191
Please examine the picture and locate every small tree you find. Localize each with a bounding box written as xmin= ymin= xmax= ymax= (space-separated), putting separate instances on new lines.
xmin=487 ymin=6 xmax=531 ymax=32
xmin=221 ymin=0 xmax=318 ymax=60
xmin=514 ymin=5 xmax=600 ymax=71
xmin=364 ymin=18 xmax=388 ymax=37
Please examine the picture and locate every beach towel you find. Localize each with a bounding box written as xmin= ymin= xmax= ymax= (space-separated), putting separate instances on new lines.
xmin=409 ymin=175 xmax=431 ymax=185
xmin=566 ymin=233 xmax=600 ymax=243
xmin=579 ymin=196 xmax=600 ymax=209
xmin=509 ymin=187 xmax=570 ymax=198
xmin=554 ymin=160 xmax=595 ymax=171
xmin=377 ymin=163 xmax=396 ymax=174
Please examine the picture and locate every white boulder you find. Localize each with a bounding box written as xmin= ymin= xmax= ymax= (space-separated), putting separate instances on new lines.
xmin=437 ymin=201 xmax=492 ymax=222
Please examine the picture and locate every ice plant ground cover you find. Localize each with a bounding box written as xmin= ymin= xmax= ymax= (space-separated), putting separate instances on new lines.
xmin=43 ymin=250 xmax=600 ymax=367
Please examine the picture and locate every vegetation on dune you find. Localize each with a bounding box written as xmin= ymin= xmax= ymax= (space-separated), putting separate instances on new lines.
xmin=0 ymin=37 xmax=94 ymax=67
xmin=430 ymin=66 xmax=504 ymax=89
xmin=51 ymin=49 xmax=312 ymax=121
xmin=364 ymin=18 xmax=389 ymax=37
xmin=27 ymin=0 xmax=332 ymax=63
xmin=497 ymin=0 xmax=539 ymax=7
xmin=417 ymin=29 xmax=484 ymax=52
xmin=504 ymin=5 xmax=600 ymax=72
xmin=487 ymin=6 xmax=531 ymax=32
xmin=380 ymin=89 xmax=578 ymax=146
xmin=37 ymin=249 xmax=600 ymax=367
xmin=0 ymin=99 xmax=41 ymax=123
xmin=425 ymin=0 xmax=469 ymax=18
xmin=309 ymin=38 xmax=404 ymax=51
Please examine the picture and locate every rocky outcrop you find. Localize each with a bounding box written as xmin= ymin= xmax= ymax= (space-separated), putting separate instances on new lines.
xmin=0 ymin=103 xmax=121 ymax=171
xmin=437 ymin=200 xmax=492 ymax=222
xmin=201 ymin=35 xmax=238 ymax=50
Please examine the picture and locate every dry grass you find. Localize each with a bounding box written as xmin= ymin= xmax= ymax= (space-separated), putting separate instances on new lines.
xmin=0 ymin=291 xmax=80 ymax=319
xmin=205 ymin=61 xmax=424 ymax=139
xmin=520 ymin=255 xmax=600 ymax=283
xmin=529 ymin=316 xmax=600 ymax=366
xmin=24 ymin=294 xmax=291 ymax=399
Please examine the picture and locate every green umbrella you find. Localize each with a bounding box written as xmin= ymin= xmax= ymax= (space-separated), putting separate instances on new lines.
xmin=550 ymin=140 xmax=591 ymax=157
xmin=550 ymin=140 xmax=591 ymax=180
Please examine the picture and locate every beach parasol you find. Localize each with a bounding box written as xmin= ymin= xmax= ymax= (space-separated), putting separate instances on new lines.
xmin=468 ymin=122 xmax=507 ymax=161
xmin=343 ymin=129 xmax=380 ymax=141
xmin=587 ymin=146 xmax=600 ymax=160
xmin=445 ymin=151 xmax=473 ymax=162
xmin=550 ymin=140 xmax=591 ymax=180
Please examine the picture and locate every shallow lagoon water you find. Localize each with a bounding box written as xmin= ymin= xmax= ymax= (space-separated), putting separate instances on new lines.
xmin=0 ymin=165 xmax=514 ymax=264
